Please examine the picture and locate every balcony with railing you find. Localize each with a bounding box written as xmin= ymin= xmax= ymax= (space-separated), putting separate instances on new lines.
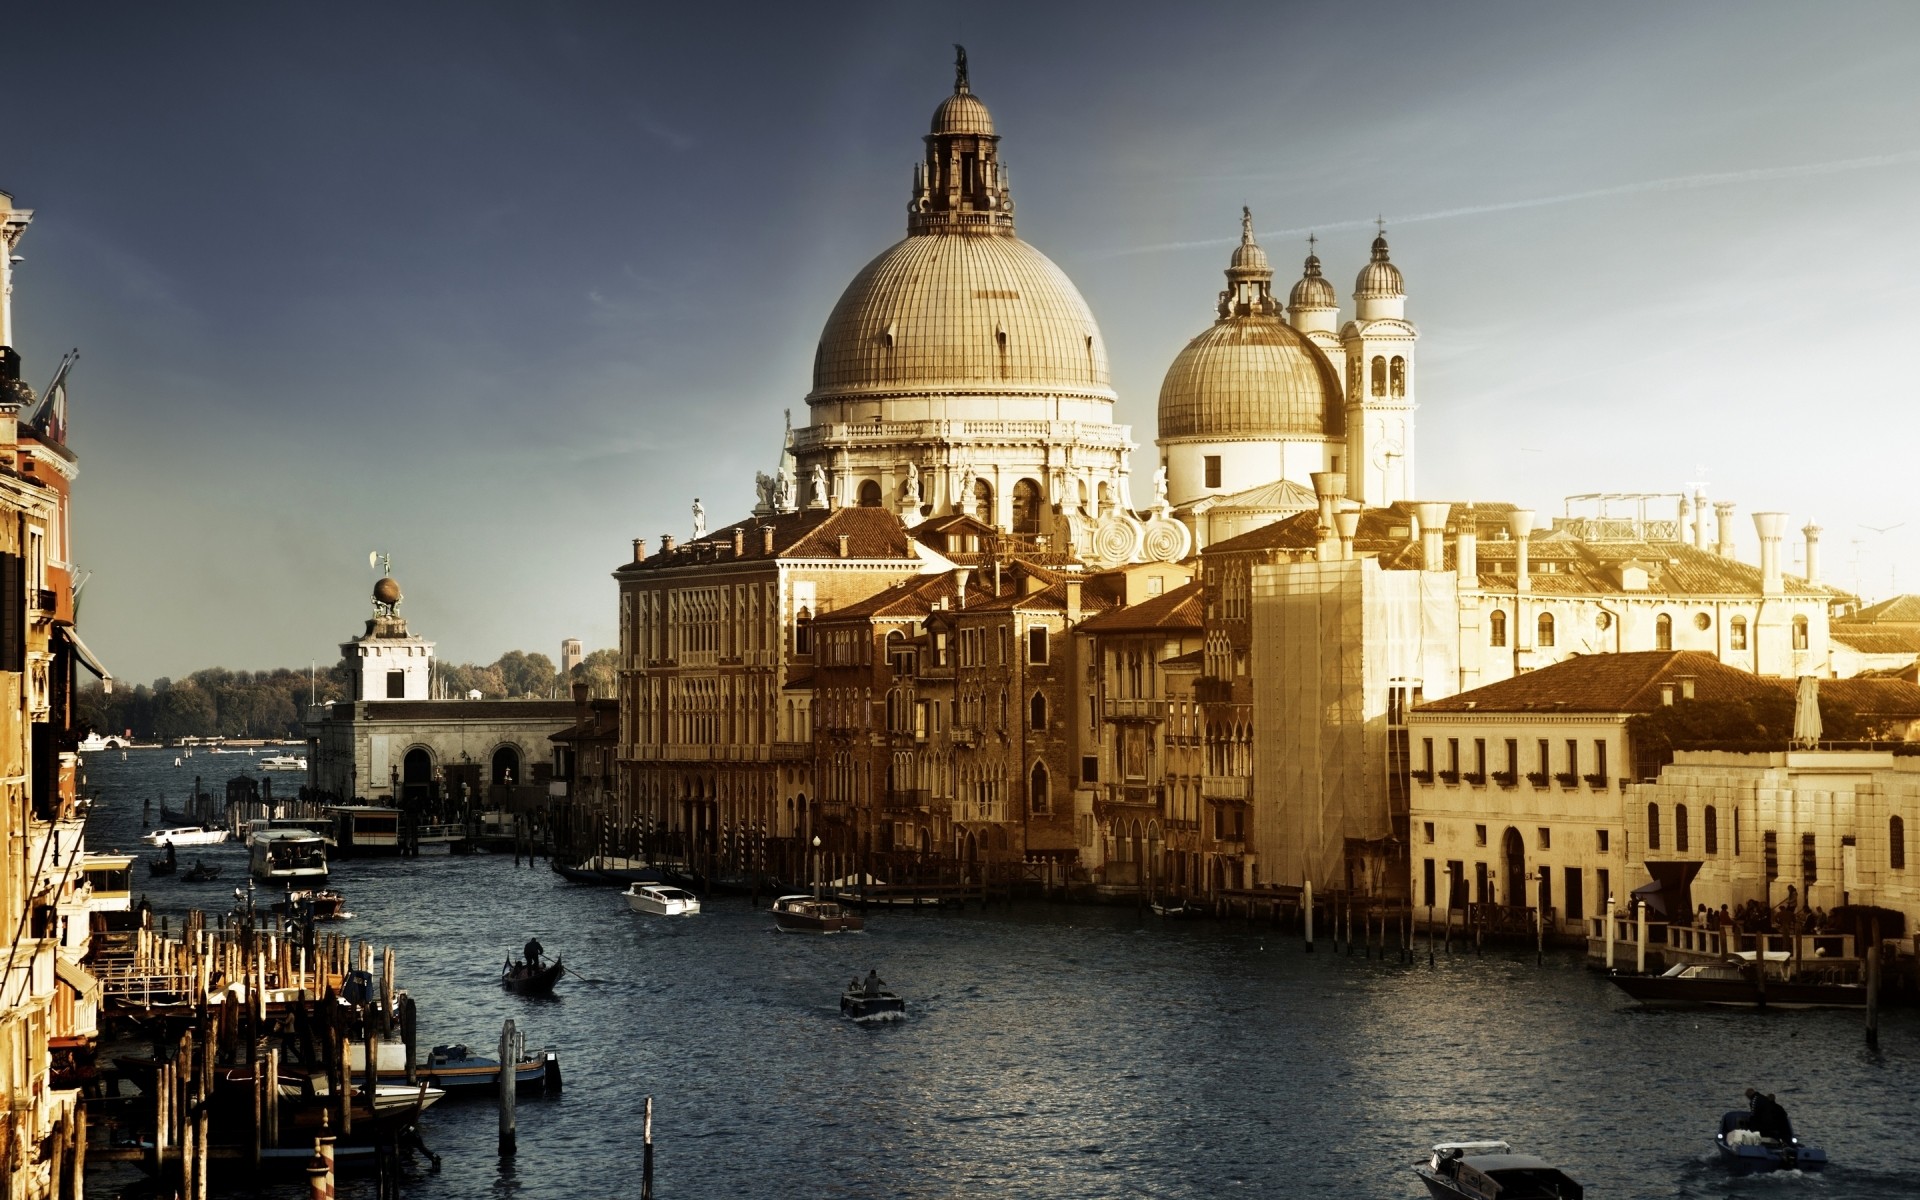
xmin=1105 ymin=697 xmax=1167 ymax=722
xmin=1201 ymin=774 xmax=1248 ymax=802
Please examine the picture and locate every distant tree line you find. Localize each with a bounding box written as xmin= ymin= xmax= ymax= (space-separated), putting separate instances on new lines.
xmin=77 ymin=648 xmax=619 ymax=742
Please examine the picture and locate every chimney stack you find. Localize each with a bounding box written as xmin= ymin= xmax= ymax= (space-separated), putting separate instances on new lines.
xmin=763 ymin=526 xmax=776 ymax=555
xmin=632 ymin=537 xmax=647 ymax=562
xmin=1455 ymin=517 xmax=1479 ymax=587
xmin=732 ymin=528 xmax=745 ymax=557
xmin=1334 ymin=511 xmax=1361 ymax=561
xmin=1508 ymin=509 xmax=1535 ymax=591
xmin=1693 ymin=488 xmax=1710 ymax=549
xmin=1065 ymin=577 xmax=1083 ymax=625
xmin=955 ymin=567 xmax=971 ymax=607
xmin=661 ymin=534 xmax=677 ymax=553
xmin=1753 ymin=512 xmax=1788 ymax=595
xmin=1714 ymin=502 xmax=1737 ymax=558
xmin=1413 ymin=502 xmax=1451 ymax=572
xmin=1310 ymin=471 xmax=1345 ymax=562
xmin=1802 ymin=521 xmax=1822 ymax=585
xmin=837 ymin=533 xmax=851 ymax=559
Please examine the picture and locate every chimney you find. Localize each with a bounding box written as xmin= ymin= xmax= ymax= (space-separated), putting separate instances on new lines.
xmin=1508 ymin=509 xmax=1535 ymax=591
xmin=732 ymin=528 xmax=745 ymax=556
xmin=1334 ymin=510 xmax=1361 ymax=561
xmin=837 ymin=533 xmax=851 ymax=559
xmin=632 ymin=537 xmax=647 ymax=562
xmin=1310 ymin=471 xmax=1344 ymax=562
xmin=1693 ymin=488 xmax=1710 ymax=549
xmin=1065 ymin=577 xmax=1083 ymax=625
xmin=1413 ymin=502 xmax=1451 ymax=572
xmin=955 ymin=567 xmax=971 ymax=607
xmin=762 ymin=526 xmax=776 ymax=555
xmin=571 ymin=681 xmax=590 ymax=715
xmin=1802 ymin=521 xmax=1822 ymax=585
xmin=1714 ymin=502 xmax=1736 ymax=558
xmin=1753 ymin=512 xmax=1788 ymax=595
xmin=661 ymin=534 xmax=677 ymax=553
xmin=1455 ymin=517 xmax=1478 ymax=587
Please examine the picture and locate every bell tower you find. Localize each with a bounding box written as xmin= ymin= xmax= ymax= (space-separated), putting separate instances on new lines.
xmin=1340 ymin=225 xmax=1416 ymax=507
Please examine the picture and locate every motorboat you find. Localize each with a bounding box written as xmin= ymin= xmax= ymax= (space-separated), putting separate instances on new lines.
xmin=260 ymin=754 xmax=308 ymax=772
xmin=1610 ymin=957 xmax=1866 ymax=1009
xmin=141 ymin=825 xmax=229 ymax=848
xmin=1150 ymin=898 xmax=1205 ymax=919
xmin=501 ymin=955 xmax=564 ymax=995
xmin=416 ymin=1043 xmax=557 ymax=1093
xmin=250 ymin=829 xmax=330 ymax=881
xmin=273 ymin=888 xmax=351 ymax=922
xmin=840 ymin=977 xmax=906 ymax=1021
xmin=181 ymin=860 xmax=221 ymax=882
xmin=772 ymin=894 xmax=864 ymax=934
xmin=77 ymin=732 xmax=129 ymax=752
xmin=1716 ymin=1107 xmax=1827 ymax=1173
xmin=625 ymin=883 xmax=701 ymax=916
xmin=1416 ymin=1140 xmax=1584 ymax=1199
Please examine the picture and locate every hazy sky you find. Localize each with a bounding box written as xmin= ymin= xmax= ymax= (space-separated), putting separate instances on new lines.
xmin=8 ymin=2 xmax=1919 ymax=684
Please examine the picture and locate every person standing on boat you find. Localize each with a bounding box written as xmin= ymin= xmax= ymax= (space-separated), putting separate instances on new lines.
xmin=164 ymin=839 xmax=176 ymax=869
xmin=863 ymin=969 xmax=883 ymax=996
xmin=524 ymin=937 xmax=544 ymax=967
xmin=1745 ymin=1089 xmax=1791 ymax=1139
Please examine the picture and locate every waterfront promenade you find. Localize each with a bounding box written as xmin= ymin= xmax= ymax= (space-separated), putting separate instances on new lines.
xmin=83 ymin=751 xmax=1919 ymax=1199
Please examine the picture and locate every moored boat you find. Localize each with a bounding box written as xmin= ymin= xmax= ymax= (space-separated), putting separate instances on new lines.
xmin=141 ymin=825 xmax=229 ymax=848
xmin=625 ymin=883 xmax=701 ymax=916
xmin=1415 ymin=1140 xmax=1584 ymax=1199
xmin=1610 ymin=958 xmax=1866 ymax=1009
xmin=552 ymin=855 xmax=667 ymax=887
xmin=772 ymin=894 xmax=864 ymax=934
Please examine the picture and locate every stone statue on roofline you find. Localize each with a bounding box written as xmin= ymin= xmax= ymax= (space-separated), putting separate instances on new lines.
xmin=691 ymin=497 xmax=707 ymax=538
xmin=809 ymin=463 xmax=829 ymax=509
xmin=904 ymin=461 xmax=921 ymax=506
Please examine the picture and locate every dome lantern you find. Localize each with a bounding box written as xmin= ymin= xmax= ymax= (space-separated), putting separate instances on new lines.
xmin=909 ymin=44 xmax=1016 ymax=237
xmin=1288 ymin=232 xmax=1339 ymax=334
xmin=1353 ymin=222 xmax=1407 ymax=320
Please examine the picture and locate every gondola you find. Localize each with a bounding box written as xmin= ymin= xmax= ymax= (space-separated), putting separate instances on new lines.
xmin=147 ymin=853 xmax=178 ymax=877
xmin=182 ymin=860 xmax=222 ymax=882
xmin=500 ymin=956 xmax=564 ymax=995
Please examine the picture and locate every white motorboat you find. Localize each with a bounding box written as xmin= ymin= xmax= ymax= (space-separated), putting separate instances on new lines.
xmin=260 ymin=754 xmax=308 ymax=772
xmin=1416 ymin=1140 xmax=1585 ymax=1199
xmin=78 ymin=732 xmax=129 ymax=752
xmin=141 ymin=826 xmax=230 ymax=848
xmin=625 ymin=883 xmax=701 ymax=916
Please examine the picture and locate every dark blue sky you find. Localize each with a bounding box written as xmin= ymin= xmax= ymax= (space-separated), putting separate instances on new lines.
xmin=9 ymin=2 xmax=1918 ymax=681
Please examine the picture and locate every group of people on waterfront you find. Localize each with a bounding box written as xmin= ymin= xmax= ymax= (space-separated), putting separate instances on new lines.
xmin=1695 ymin=895 xmax=1839 ymax=936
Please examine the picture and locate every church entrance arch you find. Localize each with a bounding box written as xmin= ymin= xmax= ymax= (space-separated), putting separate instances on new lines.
xmin=402 ymin=747 xmax=433 ymax=806
xmin=491 ymin=745 xmax=521 ymax=786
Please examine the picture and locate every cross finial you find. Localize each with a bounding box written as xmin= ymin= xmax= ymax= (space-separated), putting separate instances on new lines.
xmin=1376 ymin=214 xmax=1387 ymax=236
xmin=1240 ymin=205 xmax=1254 ymax=244
xmin=1307 ymin=231 xmax=1318 ymax=255
xmin=954 ymin=44 xmax=969 ymax=92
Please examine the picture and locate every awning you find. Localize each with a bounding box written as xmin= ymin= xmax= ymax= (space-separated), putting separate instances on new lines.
xmin=57 ymin=625 xmax=112 ymax=694
xmin=54 ymin=957 xmax=102 ymax=1006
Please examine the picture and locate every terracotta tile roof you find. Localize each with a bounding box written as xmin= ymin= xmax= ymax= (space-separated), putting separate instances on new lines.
xmin=1851 ymin=594 xmax=1920 ymax=623
xmin=1163 ymin=648 xmax=1206 ymax=669
xmin=1831 ymin=627 xmax=1920 ymax=654
xmin=615 ymin=507 xmax=917 ymax=576
xmin=1075 ymin=580 xmax=1206 ymax=634
xmin=1416 ymin=651 xmax=1920 ymax=718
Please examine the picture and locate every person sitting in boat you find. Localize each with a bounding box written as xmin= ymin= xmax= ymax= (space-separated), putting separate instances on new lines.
xmin=863 ymin=969 xmax=884 ymax=996
xmin=1745 ymin=1088 xmax=1792 ymax=1140
xmin=523 ymin=937 xmax=544 ymax=967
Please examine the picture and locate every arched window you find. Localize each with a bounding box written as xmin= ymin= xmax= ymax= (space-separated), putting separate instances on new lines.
xmin=1029 ymin=762 xmax=1050 ymax=816
xmin=1029 ymin=692 xmax=1047 ymax=731
xmin=1792 ymin=615 xmax=1809 ymax=651
xmin=1489 ymin=609 xmax=1507 ymax=647
xmin=1675 ymin=803 xmax=1689 ymax=852
xmin=1704 ymin=805 xmax=1718 ymax=855
xmin=1647 ymin=802 xmax=1661 ymax=851
xmin=972 ymin=478 xmax=994 ymax=525
xmin=857 ymin=479 xmax=882 ymax=508
xmin=1730 ymin=615 xmax=1748 ymax=651
xmin=1655 ymin=613 xmax=1673 ymax=651
xmin=1011 ymin=478 xmax=1043 ymax=534
xmin=1893 ymin=815 xmax=1907 ymax=871
xmin=1370 ymin=355 xmax=1387 ymax=396
xmin=1537 ymin=612 xmax=1556 ymax=648
xmin=1390 ymin=356 xmax=1407 ymax=397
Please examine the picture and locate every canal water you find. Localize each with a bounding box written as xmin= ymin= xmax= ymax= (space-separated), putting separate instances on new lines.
xmin=82 ymin=749 xmax=1919 ymax=1199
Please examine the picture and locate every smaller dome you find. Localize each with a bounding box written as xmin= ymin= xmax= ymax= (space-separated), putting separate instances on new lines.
xmin=1355 ymin=233 xmax=1404 ymax=297
xmin=1230 ymin=240 xmax=1270 ymax=273
xmin=1290 ymin=254 xmax=1336 ymax=309
xmin=932 ymin=90 xmax=995 ymax=136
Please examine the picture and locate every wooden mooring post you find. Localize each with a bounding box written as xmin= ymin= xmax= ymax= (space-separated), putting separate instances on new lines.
xmin=498 ymin=1018 xmax=518 ymax=1156
xmin=642 ymin=1095 xmax=655 ymax=1200
xmin=1866 ymin=916 xmax=1881 ymax=1050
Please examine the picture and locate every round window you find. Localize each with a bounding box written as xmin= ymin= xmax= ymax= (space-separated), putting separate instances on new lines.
xmin=1694 ymin=612 xmax=1712 ymax=631
xmin=1595 ymin=612 xmax=1612 ymax=630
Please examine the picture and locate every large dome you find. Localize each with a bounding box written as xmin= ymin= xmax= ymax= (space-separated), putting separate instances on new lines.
xmin=808 ymin=233 xmax=1113 ymax=403
xmin=1158 ymin=319 xmax=1342 ymax=440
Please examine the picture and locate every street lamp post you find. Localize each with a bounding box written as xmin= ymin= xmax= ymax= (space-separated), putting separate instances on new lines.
xmin=811 ymin=835 xmax=822 ymax=900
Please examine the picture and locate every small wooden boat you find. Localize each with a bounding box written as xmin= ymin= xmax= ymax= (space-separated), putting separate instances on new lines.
xmin=1716 ymin=1108 xmax=1827 ymax=1173
xmin=625 ymin=883 xmax=701 ymax=916
xmin=182 ymin=860 xmax=222 ymax=882
xmin=840 ymin=979 xmax=906 ymax=1021
xmin=402 ymin=1043 xmax=558 ymax=1093
xmin=1150 ymin=898 xmax=1205 ymax=919
xmin=500 ymin=956 xmax=564 ymax=995
xmin=772 ymin=895 xmax=864 ymax=934
xmin=1415 ymin=1140 xmax=1584 ymax=1199
xmin=1610 ymin=959 xmax=1866 ymax=1009
xmin=147 ymin=853 xmax=178 ymax=877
